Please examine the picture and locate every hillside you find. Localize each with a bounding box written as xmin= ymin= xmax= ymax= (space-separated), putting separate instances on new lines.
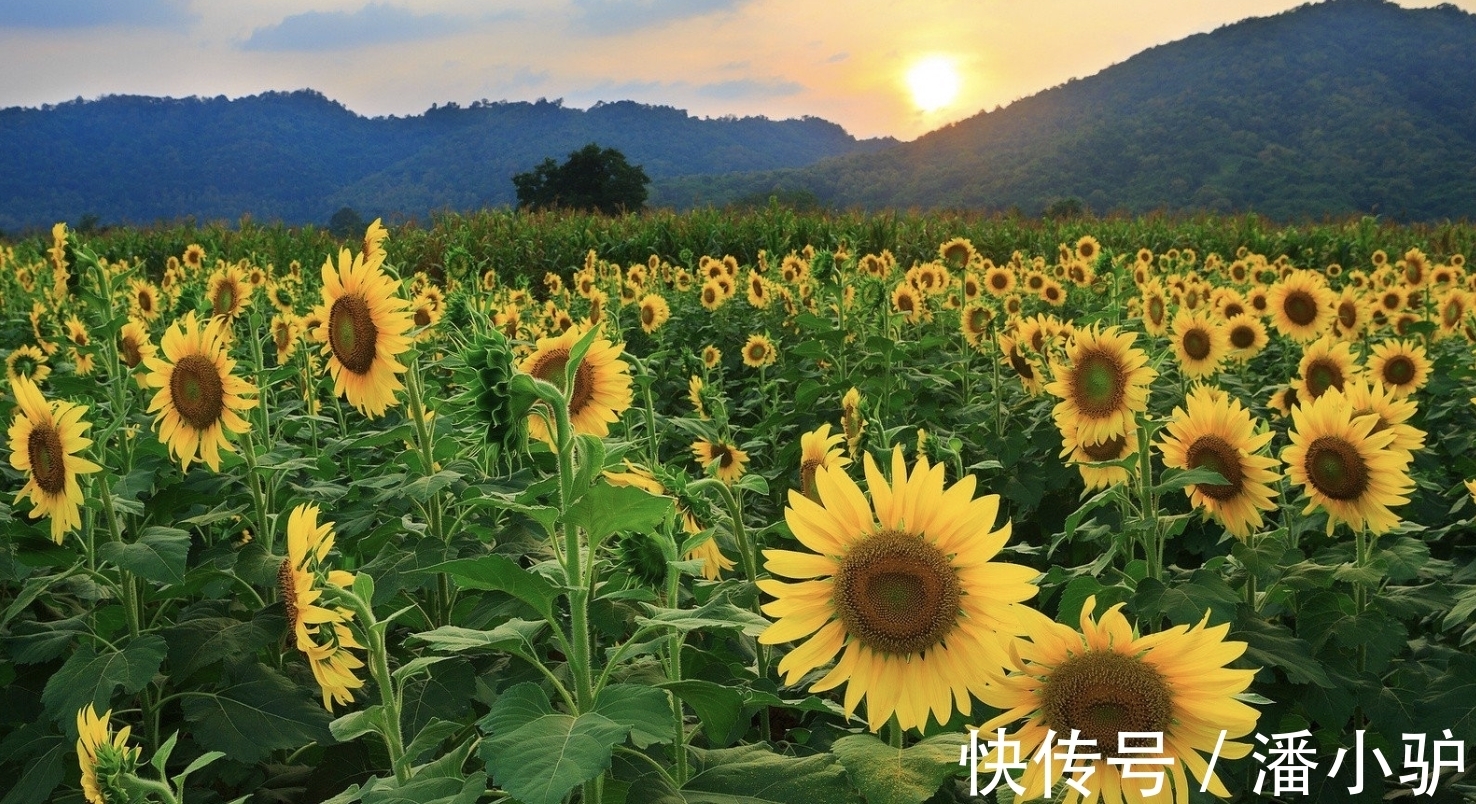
xmin=0 ymin=92 xmax=893 ymax=232
xmin=657 ymin=0 xmax=1476 ymax=220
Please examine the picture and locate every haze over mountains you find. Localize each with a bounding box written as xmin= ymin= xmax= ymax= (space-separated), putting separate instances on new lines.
xmin=3 ymin=0 xmax=1474 ymax=231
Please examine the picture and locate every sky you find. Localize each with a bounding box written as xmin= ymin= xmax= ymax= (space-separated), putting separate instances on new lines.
xmin=2 ymin=0 xmax=1473 ymax=141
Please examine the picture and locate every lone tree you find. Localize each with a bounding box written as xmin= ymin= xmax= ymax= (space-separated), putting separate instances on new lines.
xmin=513 ymin=143 xmax=649 ymax=215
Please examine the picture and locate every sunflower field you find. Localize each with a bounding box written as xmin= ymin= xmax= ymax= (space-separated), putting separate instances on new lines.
xmin=2 ymin=209 xmax=1475 ymax=804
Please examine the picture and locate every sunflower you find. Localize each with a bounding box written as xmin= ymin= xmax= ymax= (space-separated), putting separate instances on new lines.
xmin=1224 ymin=313 xmax=1268 ymax=363
xmin=143 ymin=312 xmax=258 ymax=472
xmin=1437 ymin=289 xmax=1470 ymax=337
xmin=7 ymin=375 xmax=102 ymax=543
xmin=182 ymin=243 xmax=206 ymax=272
xmin=688 ymin=375 xmax=708 ymax=419
xmin=6 ymin=344 xmax=51 ymax=386
xmin=1267 ymin=271 xmax=1334 ymax=342
xmin=1039 ymin=278 xmax=1066 ymax=307
xmin=1366 ymin=339 xmax=1430 ymax=397
xmin=745 ymin=271 xmax=770 ymax=309
xmin=997 ymin=332 xmax=1045 ymax=396
xmin=128 ymin=279 xmax=162 ymax=322
xmin=759 ymin=447 xmax=1038 ymax=732
xmin=742 ymin=334 xmax=777 ymax=369
xmin=1045 ymin=326 xmax=1156 ymax=446
xmin=699 ymin=278 xmax=727 ymax=311
xmin=76 ymin=705 xmax=141 ymax=804
xmin=281 ymin=503 xmax=366 ymax=711
xmin=984 ymin=265 xmax=1017 ymax=297
xmin=638 ymin=293 xmax=671 ymax=334
xmin=978 ymin=597 xmax=1257 ymax=804
xmin=314 ymin=248 xmax=413 ymax=418
xmin=692 ymin=438 xmax=748 ymax=484
xmin=1332 ymin=378 xmax=1426 ymax=459
xmin=1292 ymin=335 xmax=1360 ymax=401
xmin=118 ymin=320 xmax=157 ymax=380
xmin=517 ymin=324 xmax=632 ymax=443
xmin=1282 ymin=388 xmax=1415 ymax=534
xmin=1135 ymin=279 xmax=1169 ymax=337
xmin=702 ymin=345 xmax=722 ymax=369
xmin=1333 ymin=288 xmax=1369 ymax=339
xmin=1058 ymin=418 xmax=1139 ymax=491
xmin=892 ymin=283 xmax=924 ymax=323
xmin=207 ymin=263 xmax=251 ymax=321
xmin=1157 ymin=385 xmax=1280 ymax=539
xmin=271 ymin=314 xmax=302 ymax=365
xmin=939 ymin=237 xmax=977 ymax=268
xmin=799 ymin=423 xmax=851 ymax=500
xmin=961 ymin=304 xmax=993 ymax=348
xmin=1169 ymin=308 xmax=1227 ymax=380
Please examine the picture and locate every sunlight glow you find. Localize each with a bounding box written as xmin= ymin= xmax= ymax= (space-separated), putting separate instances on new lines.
xmin=906 ymin=56 xmax=961 ymax=113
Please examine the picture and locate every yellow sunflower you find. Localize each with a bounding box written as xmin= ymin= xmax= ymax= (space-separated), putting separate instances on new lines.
xmin=798 ymin=423 xmax=851 ymax=500
xmin=692 ymin=438 xmax=748 ymax=484
xmin=1437 ymin=289 xmax=1470 ymax=337
xmin=1057 ymin=418 xmax=1139 ymax=491
xmin=745 ymin=271 xmax=770 ymax=309
xmin=892 ymin=282 xmax=924 ymax=323
xmin=281 ymin=503 xmax=366 ymax=711
xmin=688 ymin=375 xmax=708 ymax=419
xmin=1157 ymin=385 xmax=1280 ymax=539
xmin=961 ymin=304 xmax=994 ymax=348
xmin=700 ymin=278 xmax=727 ymax=311
xmin=1267 ymin=271 xmax=1334 ymax=342
xmin=1169 ymin=308 xmax=1227 ymax=380
xmin=76 ymin=705 xmax=141 ymax=804
xmin=1045 ymin=326 xmax=1157 ymax=446
xmin=7 ymin=375 xmax=102 ymax=543
xmin=143 ymin=312 xmax=258 ymax=472
xmin=638 ymin=293 xmax=671 ymax=334
xmin=519 ymin=325 xmax=633 ymax=443
xmin=939 ymin=237 xmax=977 ymax=268
xmin=759 ymin=447 xmax=1039 ymax=732
xmin=1282 ymin=388 xmax=1415 ymax=534
xmin=1366 ymin=339 xmax=1430 ymax=397
xmin=1292 ymin=335 xmax=1361 ymax=401
xmin=182 ymin=243 xmax=206 ymax=272
xmin=118 ymin=320 xmax=157 ymax=381
xmin=984 ymin=265 xmax=1017 ymax=297
xmin=742 ymin=334 xmax=777 ymax=369
xmin=6 ymin=344 xmax=51 ymax=386
xmin=271 ymin=314 xmax=301 ymax=365
xmin=1333 ymin=288 xmax=1369 ymax=339
xmin=1075 ymin=235 xmax=1101 ymax=263
xmin=978 ymin=597 xmax=1257 ymax=804
xmin=1268 ymin=385 xmax=1301 ymax=419
xmin=997 ymin=332 xmax=1045 ymax=396
xmin=128 ymin=279 xmax=162 ymax=322
xmin=1331 ymin=378 xmax=1426 ymax=460
xmin=840 ymin=387 xmax=865 ymax=458
xmin=702 ymin=345 xmax=722 ymax=369
xmin=315 ymin=248 xmax=413 ymax=418
xmin=207 ymin=263 xmax=252 ymax=321
xmin=1224 ymin=313 xmax=1268 ymax=363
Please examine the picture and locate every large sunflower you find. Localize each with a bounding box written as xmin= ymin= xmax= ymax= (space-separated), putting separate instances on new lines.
xmin=759 ymin=447 xmax=1039 ymax=732
xmin=316 ymin=248 xmax=414 ymax=418
xmin=1366 ymin=339 xmax=1430 ymax=397
xmin=7 ymin=375 xmax=102 ymax=543
xmin=1157 ymin=385 xmax=1280 ymax=539
xmin=1282 ymin=388 xmax=1415 ymax=534
xmin=1045 ymin=326 xmax=1157 ymax=446
xmin=978 ymin=598 xmax=1257 ymax=804
xmin=520 ymin=325 xmax=632 ymax=443
xmin=1267 ymin=271 xmax=1335 ymax=342
xmin=143 ymin=312 xmax=258 ymax=472
xmin=281 ymin=503 xmax=366 ymax=711
xmin=1169 ymin=308 xmax=1227 ymax=380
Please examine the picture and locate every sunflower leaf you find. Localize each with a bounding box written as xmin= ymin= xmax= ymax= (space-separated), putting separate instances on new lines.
xmin=179 ymin=661 xmax=334 ymax=764
xmin=40 ymin=634 xmax=167 ymax=725
xmin=565 ymin=480 xmax=674 ymax=543
xmin=681 ymin=743 xmax=855 ymax=804
xmin=481 ymin=712 xmax=629 ymax=804
xmin=99 ymin=526 xmax=190 ymax=587
xmin=421 ymin=555 xmax=559 ymax=620
xmin=658 ymin=680 xmax=744 ymax=748
xmin=831 ymin=733 xmax=966 ymax=804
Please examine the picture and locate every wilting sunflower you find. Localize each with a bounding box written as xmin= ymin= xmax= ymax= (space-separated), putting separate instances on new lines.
xmin=7 ymin=375 xmax=102 ymax=543
xmin=1267 ymin=271 xmax=1334 ymax=342
xmin=519 ymin=325 xmax=633 ymax=443
xmin=1057 ymin=418 xmax=1139 ymax=491
xmin=759 ymin=447 xmax=1038 ymax=732
xmin=742 ymin=334 xmax=777 ymax=369
xmin=281 ymin=503 xmax=366 ymax=711
xmin=6 ymin=344 xmax=51 ymax=386
xmin=1045 ymin=326 xmax=1156 ymax=446
xmin=1292 ymin=334 xmax=1361 ymax=401
xmin=1157 ymin=385 xmax=1280 ymax=539
xmin=1169 ymin=308 xmax=1227 ymax=379
xmin=1282 ymin=388 xmax=1415 ymax=534
xmin=692 ymin=438 xmax=748 ymax=484
xmin=798 ymin=423 xmax=851 ymax=500
xmin=638 ymin=293 xmax=671 ymax=334
xmin=978 ymin=597 xmax=1257 ymax=804
xmin=77 ymin=705 xmax=141 ymax=804
xmin=143 ymin=312 xmax=258 ymax=472
xmin=1224 ymin=313 xmax=1269 ymax=362
xmin=1366 ymin=339 xmax=1430 ymax=397
xmin=315 ymin=248 xmax=413 ymax=418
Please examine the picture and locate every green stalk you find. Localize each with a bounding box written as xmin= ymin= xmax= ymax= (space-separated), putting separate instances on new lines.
xmin=404 ymin=354 xmax=452 ymax=624
xmin=240 ymin=431 xmax=272 ymax=556
xmin=343 ymin=590 xmax=409 ymax=784
xmin=1134 ymin=417 xmax=1161 ymax=582
xmin=665 ymin=559 xmax=689 ymax=786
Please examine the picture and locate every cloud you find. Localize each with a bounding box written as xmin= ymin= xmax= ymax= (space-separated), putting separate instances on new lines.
xmin=0 ymin=0 xmax=194 ymax=28
xmin=571 ymin=0 xmax=748 ymax=34
xmin=242 ymin=4 xmax=472 ymax=51
xmin=697 ymin=78 xmax=803 ymax=100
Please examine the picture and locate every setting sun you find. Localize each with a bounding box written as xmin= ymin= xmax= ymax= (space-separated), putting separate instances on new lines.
xmin=906 ymin=56 xmax=961 ymax=113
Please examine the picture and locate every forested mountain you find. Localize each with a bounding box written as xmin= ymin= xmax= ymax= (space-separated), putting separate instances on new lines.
xmin=655 ymin=0 xmax=1476 ymax=220
xmin=0 ymin=92 xmax=893 ymax=232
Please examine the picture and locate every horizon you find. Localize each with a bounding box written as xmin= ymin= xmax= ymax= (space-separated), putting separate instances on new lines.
xmin=4 ymin=0 xmax=1473 ymax=142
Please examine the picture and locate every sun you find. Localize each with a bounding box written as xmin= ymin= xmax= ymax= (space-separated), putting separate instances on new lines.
xmin=906 ymin=56 xmax=961 ymax=113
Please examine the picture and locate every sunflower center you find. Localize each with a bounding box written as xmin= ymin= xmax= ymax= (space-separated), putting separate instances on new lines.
xmin=1181 ymin=328 xmax=1212 ymax=361
xmin=1382 ymin=355 xmax=1415 ymax=387
xmin=990 ymin=273 xmax=1009 ymax=290
xmin=1304 ymin=358 xmax=1343 ymax=398
xmin=414 ymin=306 xmax=432 ymax=327
xmin=279 ymin=558 xmax=299 ymax=627
xmin=1186 ymin=435 xmax=1245 ymax=500
xmin=529 ymin=348 xmax=595 ymax=414
xmin=27 ymin=424 xmax=68 ymax=495
xmin=1305 ymin=435 xmax=1370 ymax=501
xmin=833 ymin=530 xmax=960 ymax=656
xmin=967 ymin=309 xmax=988 ymax=332
xmin=1146 ymin=296 xmax=1165 ymax=325
xmin=1080 ymin=433 xmax=1127 ymax=462
xmin=212 ymin=282 xmax=236 ymax=317
xmin=1229 ymin=324 xmax=1256 ymax=349
xmin=1283 ymin=290 xmax=1317 ymax=326
xmin=1007 ymin=346 xmax=1035 ymax=381
xmin=1338 ymin=301 xmax=1358 ymax=330
xmin=329 ymin=294 xmax=379 ymax=374
xmin=120 ymin=336 xmax=144 ymax=368
xmin=800 ymin=459 xmax=822 ymax=499
xmin=138 ymin=290 xmax=153 ymax=313
xmin=1072 ymin=350 xmax=1127 ymax=417
xmin=1041 ymin=650 xmax=1173 ymax=760
xmin=169 ymin=354 xmax=226 ymax=430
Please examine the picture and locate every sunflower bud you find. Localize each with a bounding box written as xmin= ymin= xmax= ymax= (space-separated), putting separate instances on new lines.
xmin=453 ymin=329 xmax=536 ymax=453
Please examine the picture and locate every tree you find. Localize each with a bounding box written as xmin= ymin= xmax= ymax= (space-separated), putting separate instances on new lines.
xmin=328 ymin=206 xmax=365 ymax=239
xmin=512 ymin=143 xmax=649 ymax=215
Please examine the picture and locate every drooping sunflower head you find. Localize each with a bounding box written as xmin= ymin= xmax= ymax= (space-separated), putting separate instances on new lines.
xmin=1282 ymin=387 xmax=1416 ymax=534
xmin=7 ymin=375 xmax=103 ymax=543
xmin=1157 ymin=384 xmax=1280 ymax=539
xmin=142 ymin=312 xmax=258 ymax=473
xmin=316 ymin=247 xmax=414 ymax=418
xmin=76 ymin=705 xmax=141 ymax=804
xmin=281 ymin=503 xmax=365 ymax=712
xmin=1367 ymin=338 xmax=1430 ymax=397
xmin=1045 ymin=326 xmax=1156 ymax=446
xmin=519 ymin=325 xmax=633 ymax=443
xmin=799 ymin=423 xmax=850 ymax=500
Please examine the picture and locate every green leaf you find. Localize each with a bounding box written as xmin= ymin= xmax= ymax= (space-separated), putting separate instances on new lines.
xmin=400 ymin=657 xmax=475 ymax=740
xmin=41 ymin=635 xmax=167 ymax=725
xmin=1425 ymin=654 xmax=1476 ymax=743
xmin=479 ymin=682 xmax=554 ymax=737
xmin=637 ymin=596 xmax=769 ymax=637
xmin=482 ymin=713 xmax=630 ymax=804
xmin=593 ymin=683 xmax=674 ymax=749
xmin=421 ymin=556 xmax=559 ymax=620
xmin=682 ymin=743 xmax=855 ymax=804
xmin=98 ymin=526 xmax=191 ymax=586
xmin=1153 ymin=465 xmax=1228 ymax=494
xmin=163 ymin=614 xmax=280 ymax=678
xmin=0 ymin=739 xmax=65 ymax=804
xmin=831 ymin=733 xmax=965 ymax=804
xmin=362 ymin=772 xmax=488 ymax=804
xmin=330 ymin=705 xmax=386 ymax=743
xmin=408 ymin=619 xmax=546 ymax=656
xmin=659 ymin=680 xmax=744 ymax=748
xmin=404 ymin=719 xmax=464 ymax=765
xmin=180 ymin=662 xmax=334 ymax=764
xmin=1231 ymin=616 xmax=1333 ymax=688
xmin=565 ymin=480 xmax=674 ymax=542
xmin=1131 ymin=571 xmax=1239 ymax=626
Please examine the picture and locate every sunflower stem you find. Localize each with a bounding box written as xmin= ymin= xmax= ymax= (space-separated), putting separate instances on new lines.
xmin=240 ymin=430 xmax=272 ymax=556
xmin=885 ymin=715 xmax=904 ymax=749
xmin=406 ymin=354 xmax=453 ymax=624
xmin=665 ymin=562 xmax=689 ymax=786
xmin=344 ymin=588 xmax=410 ymax=784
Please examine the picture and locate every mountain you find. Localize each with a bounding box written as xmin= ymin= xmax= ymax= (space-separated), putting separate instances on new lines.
xmin=0 ymin=92 xmax=894 ymax=232
xmin=656 ymin=0 xmax=1476 ymax=220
